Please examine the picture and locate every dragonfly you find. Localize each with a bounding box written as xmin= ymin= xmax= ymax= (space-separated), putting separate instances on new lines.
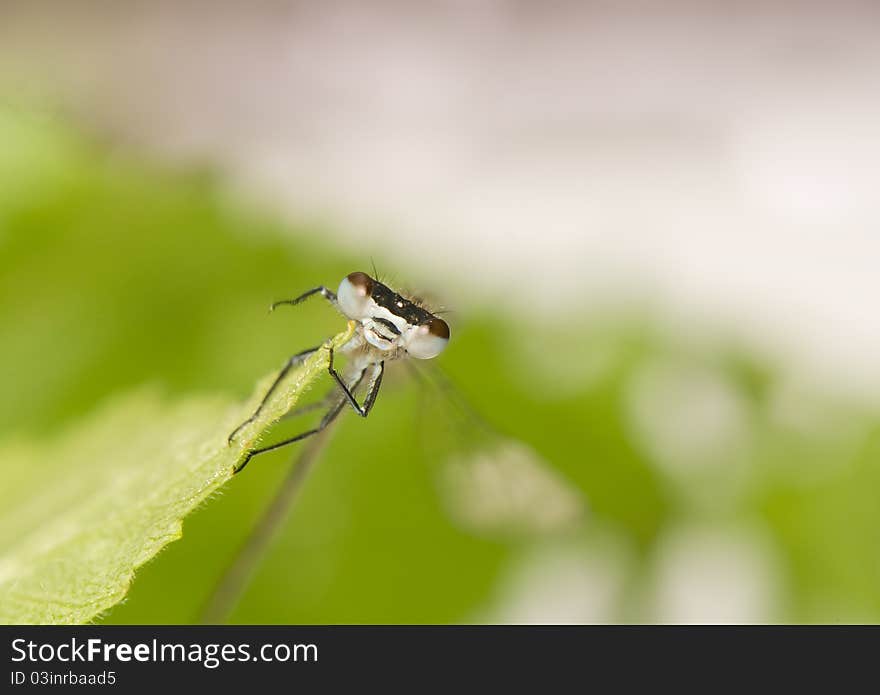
xmin=226 ymin=271 xmax=450 ymax=474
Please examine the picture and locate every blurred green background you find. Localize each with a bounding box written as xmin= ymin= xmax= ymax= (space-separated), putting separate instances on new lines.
xmin=1 ymin=106 xmax=878 ymax=624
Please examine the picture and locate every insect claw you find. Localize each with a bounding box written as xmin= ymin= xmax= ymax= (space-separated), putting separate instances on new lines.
xmin=232 ymin=453 xmax=251 ymax=475
xmin=227 ymin=420 xmax=249 ymax=446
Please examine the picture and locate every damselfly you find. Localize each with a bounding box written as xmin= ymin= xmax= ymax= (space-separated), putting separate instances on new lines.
xmin=200 ymin=271 xmax=452 ymax=621
xmin=201 ymin=270 xmax=579 ymax=623
xmin=227 ymin=271 xmax=450 ymax=474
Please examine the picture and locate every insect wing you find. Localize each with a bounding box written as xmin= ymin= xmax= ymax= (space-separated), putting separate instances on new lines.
xmin=411 ymin=363 xmax=585 ymax=538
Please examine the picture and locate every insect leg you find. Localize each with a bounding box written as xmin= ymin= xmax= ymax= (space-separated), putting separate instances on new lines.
xmin=233 ymin=367 xmax=367 ymax=474
xmin=361 ymin=361 xmax=385 ymax=415
xmin=227 ymin=345 xmax=321 ymax=444
xmin=327 ymin=348 xmax=385 ymax=417
xmin=276 ymin=398 xmax=329 ymax=421
xmin=270 ymin=286 xmax=338 ymax=312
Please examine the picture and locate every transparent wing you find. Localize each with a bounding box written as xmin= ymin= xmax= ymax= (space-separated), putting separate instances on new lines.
xmin=408 ymin=362 xmax=585 ymax=539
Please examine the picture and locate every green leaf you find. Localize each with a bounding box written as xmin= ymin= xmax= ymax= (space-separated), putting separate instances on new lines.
xmin=0 ymin=323 xmax=355 ymax=624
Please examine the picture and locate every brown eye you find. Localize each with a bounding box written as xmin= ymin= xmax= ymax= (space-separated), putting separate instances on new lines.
xmin=406 ymin=317 xmax=450 ymax=359
xmin=346 ymin=271 xmax=374 ymax=297
xmin=338 ymin=272 xmax=375 ymax=319
xmin=428 ymin=317 xmax=450 ymax=340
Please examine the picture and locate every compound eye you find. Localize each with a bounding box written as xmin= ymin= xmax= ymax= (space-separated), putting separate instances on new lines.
xmin=407 ymin=317 xmax=450 ymax=359
xmin=337 ymin=271 xmax=374 ymax=319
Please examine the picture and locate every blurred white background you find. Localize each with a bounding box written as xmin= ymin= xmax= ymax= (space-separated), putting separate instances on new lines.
xmin=2 ymin=0 xmax=878 ymax=402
